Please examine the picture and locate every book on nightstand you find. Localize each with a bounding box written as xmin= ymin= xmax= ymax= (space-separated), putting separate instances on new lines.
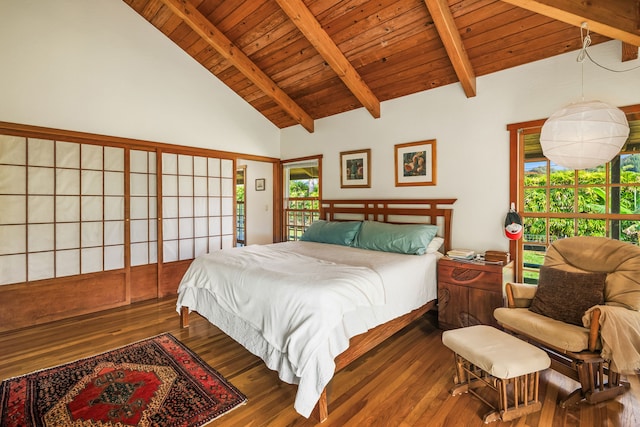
xmin=446 ymin=249 xmax=476 ymax=260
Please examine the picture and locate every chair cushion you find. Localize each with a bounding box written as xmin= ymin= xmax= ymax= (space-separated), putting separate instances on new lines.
xmin=528 ymin=266 xmax=606 ymax=326
xmin=545 ymin=237 xmax=640 ymax=310
xmin=508 ymin=282 xmax=538 ymax=308
xmin=494 ymin=307 xmax=598 ymax=353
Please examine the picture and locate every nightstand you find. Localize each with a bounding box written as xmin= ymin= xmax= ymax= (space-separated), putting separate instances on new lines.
xmin=437 ymin=257 xmax=514 ymax=330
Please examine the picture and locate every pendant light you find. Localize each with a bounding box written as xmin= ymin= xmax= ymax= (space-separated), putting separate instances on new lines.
xmin=540 ymin=24 xmax=630 ymax=170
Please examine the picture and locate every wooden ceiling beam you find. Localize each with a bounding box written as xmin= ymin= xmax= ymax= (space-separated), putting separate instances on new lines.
xmin=423 ymin=0 xmax=476 ymax=98
xmin=501 ymin=0 xmax=640 ymax=46
xmin=159 ymin=0 xmax=315 ymax=132
xmin=274 ymin=0 xmax=380 ymax=119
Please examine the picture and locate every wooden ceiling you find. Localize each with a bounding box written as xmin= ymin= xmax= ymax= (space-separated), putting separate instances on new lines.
xmin=124 ymin=0 xmax=640 ymax=132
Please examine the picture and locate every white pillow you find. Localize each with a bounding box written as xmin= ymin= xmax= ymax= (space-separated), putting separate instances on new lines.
xmin=426 ymin=236 xmax=444 ymax=253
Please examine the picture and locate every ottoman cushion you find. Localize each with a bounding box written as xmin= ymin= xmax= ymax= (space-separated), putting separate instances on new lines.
xmin=442 ymin=325 xmax=550 ymax=379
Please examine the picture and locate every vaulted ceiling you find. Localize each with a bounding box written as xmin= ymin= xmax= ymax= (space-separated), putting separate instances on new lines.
xmin=125 ymin=0 xmax=640 ymax=132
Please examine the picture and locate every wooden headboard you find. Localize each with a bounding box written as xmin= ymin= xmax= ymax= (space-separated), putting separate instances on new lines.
xmin=319 ymin=199 xmax=456 ymax=253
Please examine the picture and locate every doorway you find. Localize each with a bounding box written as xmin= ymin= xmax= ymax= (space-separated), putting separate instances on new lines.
xmin=236 ymin=166 xmax=246 ymax=247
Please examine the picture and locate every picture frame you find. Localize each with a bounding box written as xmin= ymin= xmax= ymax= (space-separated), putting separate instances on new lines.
xmin=340 ymin=149 xmax=371 ymax=188
xmin=255 ymin=178 xmax=265 ymax=191
xmin=394 ymin=139 xmax=436 ymax=186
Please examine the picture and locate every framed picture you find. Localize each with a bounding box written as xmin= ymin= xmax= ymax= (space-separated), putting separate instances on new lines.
xmin=255 ymin=178 xmax=265 ymax=191
xmin=394 ymin=139 xmax=436 ymax=186
xmin=340 ymin=149 xmax=371 ymax=188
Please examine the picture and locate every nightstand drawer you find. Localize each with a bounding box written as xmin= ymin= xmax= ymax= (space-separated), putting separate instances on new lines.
xmin=438 ymin=264 xmax=502 ymax=291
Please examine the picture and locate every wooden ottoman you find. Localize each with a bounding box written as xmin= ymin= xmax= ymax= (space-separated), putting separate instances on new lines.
xmin=442 ymin=325 xmax=551 ymax=423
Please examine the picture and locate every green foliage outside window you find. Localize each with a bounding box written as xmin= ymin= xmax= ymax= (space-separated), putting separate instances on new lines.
xmin=283 ymin=161 xmax=320 ymax=241
xmin=523 ymin=155 xmax=640 ymax=243
xmin=521 ymin=153 xmax=640 ymax=283
xmin=289 ymin=179 xmax=319 ymax=198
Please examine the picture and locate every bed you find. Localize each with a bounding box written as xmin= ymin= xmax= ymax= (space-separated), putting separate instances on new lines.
xmin=177 ymin=199 xmax=455 ymax=421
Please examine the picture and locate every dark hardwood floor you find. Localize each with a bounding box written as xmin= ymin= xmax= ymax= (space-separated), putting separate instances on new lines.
xmin=1 ymin=297 xmax=639 ymax=426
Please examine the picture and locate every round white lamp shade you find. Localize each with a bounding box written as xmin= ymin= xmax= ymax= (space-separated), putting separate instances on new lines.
xmin=540 ymin=100 xmax=629 ymax=169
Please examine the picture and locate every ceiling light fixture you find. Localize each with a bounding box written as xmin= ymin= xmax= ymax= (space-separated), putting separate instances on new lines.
xmin=540 ymin=23 xmax=630 ymax=170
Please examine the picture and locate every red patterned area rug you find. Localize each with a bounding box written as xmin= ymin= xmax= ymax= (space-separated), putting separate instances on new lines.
xmin=0 ymin=333 xmax=247 ymax=426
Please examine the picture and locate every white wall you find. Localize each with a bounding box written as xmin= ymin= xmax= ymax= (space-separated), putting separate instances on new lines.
xmin=281 ymin=40 xmax=640 ymax=252
xmin=238 ymin=159 xmax=274 ymax=245
xmin=0 ymin=0 xmax=280 ymax=158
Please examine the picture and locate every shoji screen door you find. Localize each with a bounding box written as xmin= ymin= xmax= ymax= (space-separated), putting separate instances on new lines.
xmin=161 ymin=153 xmax=235 ymax=263
xmin=130 ymin=149 xmax=158 ymax=267
xmin=0 ymin=136 xmax=125 ymax=284
xmin=0 ymin=127 xmax=238 ymax=331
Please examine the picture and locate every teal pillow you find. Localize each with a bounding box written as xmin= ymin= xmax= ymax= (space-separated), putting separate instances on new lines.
xmin=354 ymin=221 xmax=438 ymax=255
xmin=300 ymin=220 xmax=362 ymax=246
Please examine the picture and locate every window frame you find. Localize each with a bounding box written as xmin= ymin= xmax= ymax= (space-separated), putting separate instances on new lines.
xmin=280 ymin=155 xmax=322 ymax=242
xmin=508 ymin=104 xmax=640 ymax=282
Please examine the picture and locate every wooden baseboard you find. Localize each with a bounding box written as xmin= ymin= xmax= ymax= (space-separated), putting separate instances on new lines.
xmin=0 ymin=270 xmax=128 ymax=332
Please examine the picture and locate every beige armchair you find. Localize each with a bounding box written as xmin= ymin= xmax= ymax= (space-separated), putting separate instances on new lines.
xmin=494 ymin=236 xmax=640 ymax=407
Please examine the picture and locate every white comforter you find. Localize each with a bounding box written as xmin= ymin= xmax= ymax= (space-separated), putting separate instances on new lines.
xmin=177 ymin=244 xmax=384 ymax=412
xmin=177 ymin=242 xmax=438 ymax=417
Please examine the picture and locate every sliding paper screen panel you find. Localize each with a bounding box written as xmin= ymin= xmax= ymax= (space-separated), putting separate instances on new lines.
xmin=130 ymin=150 xmax=158 ymax=267
xmin=0 ymin=136 xmax=125 ymax=285
xmin=162 ymin=153 xmax=234 ymax=263
xmin=0 ymin=135 xmax=27 ymax=284
xmin=220 ymin=158 xmax=235 ymax=249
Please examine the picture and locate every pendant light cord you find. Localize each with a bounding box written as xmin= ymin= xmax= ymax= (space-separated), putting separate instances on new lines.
xmin=577 ymin=23 xmax=640 ymax=72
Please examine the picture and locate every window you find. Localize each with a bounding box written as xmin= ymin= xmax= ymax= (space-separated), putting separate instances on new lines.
xmin=509 ymin=105 xmax=640 ymax=283
xmin=281 ymin=156 xmax=321 ymax=241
